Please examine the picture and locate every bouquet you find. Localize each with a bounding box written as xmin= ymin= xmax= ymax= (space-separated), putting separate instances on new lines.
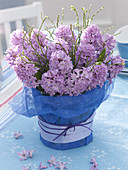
xmin=5 ymin=5 xmax=125 ymax=150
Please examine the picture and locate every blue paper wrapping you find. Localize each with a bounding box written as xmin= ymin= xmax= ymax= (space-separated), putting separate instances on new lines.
xmin=10 ymin=79 xmax=114 ymax=124
xmin=10 ymin=79 xmax=114 ymax=150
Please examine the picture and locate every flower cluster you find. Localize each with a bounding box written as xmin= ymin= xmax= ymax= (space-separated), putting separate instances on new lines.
xmin=5 ymin=6 xmax=125 ymax=96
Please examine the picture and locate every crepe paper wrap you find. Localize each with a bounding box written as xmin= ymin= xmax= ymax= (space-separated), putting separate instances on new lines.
xmin=10 ymin=79 xmax=114 ymax=149
xmin=10 ymin=79 xmax=114 ymax=122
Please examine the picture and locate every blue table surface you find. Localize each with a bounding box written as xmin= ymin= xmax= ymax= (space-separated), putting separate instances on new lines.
xmin=0 ymin=74 xmax=128 ymax=170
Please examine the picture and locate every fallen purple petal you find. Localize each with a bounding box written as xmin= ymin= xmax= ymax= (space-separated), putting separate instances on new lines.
xmin=90 ymin=155 xmax=98 ymax=170
xmin=21 ymin=166 xmax=30 ymax=170
xmin=28 ymin=149 xmax=36 ymax=158
xmin=14 ymin=131 xmax=24 ymax=139
xmin=38 ymin=162 xmax=48 ymax=170
xmin=48 ymin=156 xmax=57 ymax=167
xmin=55 ymin=162 xmax=67 ymax=170
xmin=90 ymin=163 xmax=98 ymax=170
xmin=90 ymin=156 xmax=96 ymax=164
xmin=17 ymin=150 xmax=28 ymax=161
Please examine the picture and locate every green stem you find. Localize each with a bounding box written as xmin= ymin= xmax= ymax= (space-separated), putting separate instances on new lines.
xmin=86 ymin=4 xmax=92 ymax=26
xmin=102 ymin=26 xmax=115 ymax=34
xmin=23 ymin=33 xmax=47 ymax=63
xmin=47 ymin=16 xmax=56 ymax=28
xmin=82 ymin=7 xmax=88 ymax=29
xmin=114 ymin=31 xmax=122 ymax=37
xmin=61 ymin=7 xmax=64 ymax=25
xmin=90 ymin=6 xmax=104 ymax=22
xmin=33 ymin=30 xmax=48 ymax=60
xmin=21 ymin=52 xmax=31 ymax=61
xmin=44 ymin=28 xmax=54 ymax=40
xmin=39 ymin=15 xmax=48 ymax=32
xmin=22 ymin=28 xmax=27 ymax=50
xmin=71 ymin=5 xmax=80 ymax=33
xmin=75 ymin=51 xmax=82 ymax=67
xmin=55 ymin=42 xmax=68 ymax=55
xmin=56 ymin=14 xmax=60 ymax=27
xmin=70 ymin=24 xmax=78 ymax=66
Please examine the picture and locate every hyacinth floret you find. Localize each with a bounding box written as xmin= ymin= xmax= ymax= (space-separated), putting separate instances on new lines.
xmin=55 ymin=25 xmax=76 ymax=49
xmin=81 ymin=24 xmax=103 ymax=51
xmin=10 ymin=29 xmax=26 ymax=46
xmin=47 ymin=38 xmax=69 ymax=60
xmin=31 ymin=28 xmax=48 ymax=48
xmin=13 ymin=57 xmax=39 ymax=88
xmin=65 ymin=67 xmax=92 ymax=96
xmin=102 ymin=33 xmax=116 ymax=55
xmin=5 ymin=46 xmax=20 ymax=66
xmin=49 ymin=50 xmax=73 ymax=74
xmin=75 ymin=44 xmax=97 ymax=67
xmin=90 ymin=63 xmax=108 ymax=89
xmin=104 ymin=55 xmax=125 ymax=82
xmin=40 ymin=69 xmax=66 ymax=96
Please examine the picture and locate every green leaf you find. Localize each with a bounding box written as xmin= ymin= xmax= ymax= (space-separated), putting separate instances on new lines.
xmin=96 ymin=61 xmax=102 ymax=65
xmin=35 ymin=70 xmax=42 ymax=80
xmin=97 ymin=49 xmax=106 ymax=62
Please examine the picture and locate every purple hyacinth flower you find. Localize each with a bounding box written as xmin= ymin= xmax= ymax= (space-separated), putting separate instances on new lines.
xmin=28 ymin=149 xmax=36 ymax=158
xmin=90 ymin=155 xmax=98 ymax=170
xmin=81 ymin=24 xmax=103 ymax=51
xmin=102 ymin=33 xmax=116 ymax=55
xmin=90 ymin=156 xmax=97 ymax=164
xmin=21 ymin=166 xmax=31 ymax=170
xmin=90 ymin=162 xmax=98 ymax=170
xmin=104 ymin=55 xmax=125 ymax=83
xmin=55 ymin=162 xmax=67 ymax=170
xmin=55 ymin=25 xmax=76 ymax=50
xmin=48 ymin=156 xmax=57 ymax=167
xmin=14 ymin=131 xmax=24 ymax=139
xmin=38 ymin=162 xmax=48 ymax=170
xmin=17 ymin=150 xmax=28 ymax=161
